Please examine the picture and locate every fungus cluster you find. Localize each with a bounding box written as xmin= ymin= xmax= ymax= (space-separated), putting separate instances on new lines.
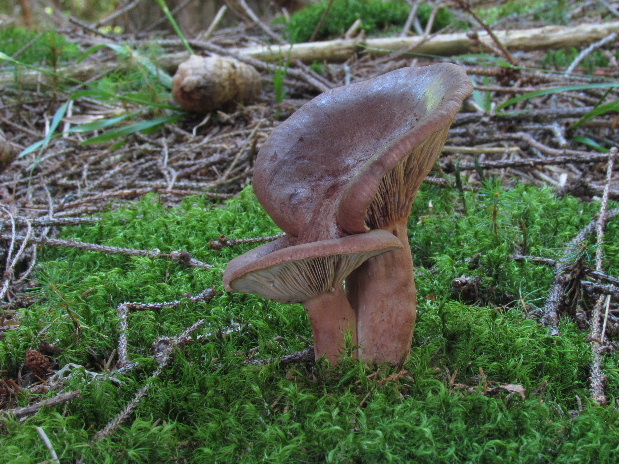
xmin=224 ymin=63 xmax=473 ymax=364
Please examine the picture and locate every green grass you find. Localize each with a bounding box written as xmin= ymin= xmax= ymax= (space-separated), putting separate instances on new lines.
xmin=1 ymin=32 xmax=178 ymax=154
xmin=2 ymin=182 xmax=619 ymax=462
xmin=0 ymin=26 xmax=82 ymax=66
xmin=543 ymin=48 xmax=610 ymax=73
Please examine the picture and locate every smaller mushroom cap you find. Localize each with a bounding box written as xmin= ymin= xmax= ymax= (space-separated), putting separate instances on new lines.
xmin=223 ymin=229 xmax=402 ymax=303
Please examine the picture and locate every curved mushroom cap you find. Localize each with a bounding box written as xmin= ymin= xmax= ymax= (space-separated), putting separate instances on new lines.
xmin=223 ymin=229 xmax=402 ymax=303
xmin=253 ymin=64 xmax=473 ymax=240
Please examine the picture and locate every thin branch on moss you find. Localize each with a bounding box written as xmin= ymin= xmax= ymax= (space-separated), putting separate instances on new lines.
xmin=310 ymin=0 xmax=335 ymax=41
xmin=55 ymin=186 xmax=232 ymax=214
xmin=3 ymin=390 xmax=81 ymax=420
xmin=443 ymin=145 xmax=522 ymax=155
xmin=36 ymin=426 xmax=60 ymax=463
xmin=0 ymin=233 xmax=214 ymax=270
xmin=152 ymin=322 xmax=243 ymax=359
xmin=589 ymin=147 xmax=616 ymax=405
xmin=93 ymin=318 xmax=207 ymax=442
xmin=49 ymin=362 xmax=123 ymax=386
xmin=540 ymin=208 xmax=619 ymax=335
xmin=117 ymin=287 xmax=217 ymax=367
xmin=209 ymin=233 xmax=285 ymax=250
xmin=513 ymin=253 xmax=619 ymax=288
xmin=249 ymin=348 xmax=316 ymax=365
xmin=421 ymin=2 xmax=448 ymax=39
xmin=10 ymin=216 xmax=101 ymax=227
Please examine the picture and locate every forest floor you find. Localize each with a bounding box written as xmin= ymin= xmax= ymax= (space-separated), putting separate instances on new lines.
xmin=2 ymin=1 xmax=619 ymax=462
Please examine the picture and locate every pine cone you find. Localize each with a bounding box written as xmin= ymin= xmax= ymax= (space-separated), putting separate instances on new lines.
xmin=26 ymin=350 xmax=51 ymax=377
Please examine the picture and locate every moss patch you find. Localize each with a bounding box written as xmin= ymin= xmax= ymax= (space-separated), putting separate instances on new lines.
xmin=2 ymin=183 xmax=619 ymax=462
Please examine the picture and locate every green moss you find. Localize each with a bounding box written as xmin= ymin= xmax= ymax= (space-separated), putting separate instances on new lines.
xmin=543 ymin=48 xmax=609 ymax=74
xmin=281 ymin=0 xmax=454 ymax=43
xmin=475 ymin=0 xmax=572 ymax=25
xmin=0 ymin=26 xmax=81 ymax=66
xmin=2 ymin=183 xmax=619 ymax=462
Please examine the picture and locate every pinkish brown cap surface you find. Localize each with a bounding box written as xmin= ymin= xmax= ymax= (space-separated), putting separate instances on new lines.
xmin=253 ymin=64 xmax=473 ymax=241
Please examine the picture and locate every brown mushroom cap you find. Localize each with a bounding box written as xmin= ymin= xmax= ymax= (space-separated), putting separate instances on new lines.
xmin=223 ymin=229 xmax=402 ymax=303
xmin=253 ymin=64 xmax=473 ymax=241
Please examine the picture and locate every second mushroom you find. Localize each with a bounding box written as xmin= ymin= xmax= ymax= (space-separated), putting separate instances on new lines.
xmin=224 ymin=64 xmax=473 ymax=364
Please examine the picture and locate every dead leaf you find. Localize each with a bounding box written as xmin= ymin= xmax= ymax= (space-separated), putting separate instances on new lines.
xmin=485 ymin=383 xmax=526 ymax=400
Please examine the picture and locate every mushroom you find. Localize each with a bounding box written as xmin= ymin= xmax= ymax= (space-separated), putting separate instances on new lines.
xmin=224 ymin=230 xmax=403 ymax=362
xmin=225 ymin=63 xmax=472 ymax=364
xmin=335 ymin=65 xmax=474 ymax=364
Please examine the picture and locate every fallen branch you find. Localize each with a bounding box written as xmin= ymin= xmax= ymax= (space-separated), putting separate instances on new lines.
xmin=117 ymin=287 xmax=218 ymax=367
xmin=93 ymin=318 xmax=207 ymax=442
xmin=589 ymin=147 xmax=616 ymax=405
xmin=455 ymin=0 xmax=518 ymax=66
xmin=0 ymin=234 xmax=214 ymax=269
xmin=3 ymin=390 xmax=81 ymax=419
xmin=249 ymin=348 xmax=316 ymax=365
xmin=208 ymin=233 xmax=284 ymax=250
xmin=513 ymin=254 xmax=619 ymax=288
xmin=36 ymin=426 xmax=60 ymax=463
xmin=158 ymin=21 xmax=619 ymax=69
xmin=540 ymin=207 xmax=619 ymax=334
xmin=5 ymin=22 xmax=619 ymax=88
xmin=442 ymin=151 xmax=612 ymax=171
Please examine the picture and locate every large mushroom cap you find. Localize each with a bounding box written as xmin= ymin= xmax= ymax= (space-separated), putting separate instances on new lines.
xmin=253 ymin=64 xmax=473 ymax=240
xmin=223 ymin=229 xmax=402 ymax=303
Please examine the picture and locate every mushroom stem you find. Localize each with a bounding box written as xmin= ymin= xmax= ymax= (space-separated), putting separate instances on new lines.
xmin=347 ymin=221 xmax=416 ymax=365
xmin=303 ymin=285 xmax=357 ymax=363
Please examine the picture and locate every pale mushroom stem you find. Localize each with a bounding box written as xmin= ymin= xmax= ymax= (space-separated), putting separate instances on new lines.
xmin=303 ymin=285 xmax=358 ymax=363
xmin=347 ymin=220 xmax=416 ymax=365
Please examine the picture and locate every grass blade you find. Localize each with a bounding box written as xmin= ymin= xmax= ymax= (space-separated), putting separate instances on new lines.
xmin=81 ymin=113 xmax=184 ymax=145
xmin=18 ymin=100 xmax=70 ymax=158
xmin=497 ymin=82 xmax=619 ymax=111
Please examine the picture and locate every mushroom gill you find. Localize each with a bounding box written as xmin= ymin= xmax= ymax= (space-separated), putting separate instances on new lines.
xmin=223 ymin=230 xmax=402 ymax=362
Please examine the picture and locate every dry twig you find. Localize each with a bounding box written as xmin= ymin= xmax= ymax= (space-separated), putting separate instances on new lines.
xmin=0 ymin=234 xmax=214 ymax=269
xmin=589 ymin=147 xmax=616 ymax=405
xmin=209 ymin=233 xmax=284 ymax=250
xmin=541 ymin=207 xmax=619 ymax=335
xmin=93 ymin=318 xmax=207 ymax=442
xmin=3 ymin=391 xmax=81 ymax=420
xmin=117 ymin=287 xmax=217 ymax=367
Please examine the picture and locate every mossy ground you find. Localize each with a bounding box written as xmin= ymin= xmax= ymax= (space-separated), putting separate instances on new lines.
xmin=2 ymin=182 xmax=619 ymax=462
xmin=0 ymin=26 xmax=82 ymax=66
xmin=280 ymin=0 xmax=455 ymax=43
